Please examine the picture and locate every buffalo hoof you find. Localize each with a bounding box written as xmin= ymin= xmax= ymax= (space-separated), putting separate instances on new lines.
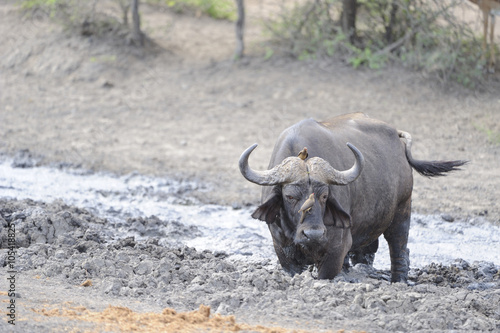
xmin=350 ymin=252 xmax=375 ymax=266
xmin=390 ymin=274 xmax=415 ymax=286
xmin=390 ymin=275 xmax=407 ymax=283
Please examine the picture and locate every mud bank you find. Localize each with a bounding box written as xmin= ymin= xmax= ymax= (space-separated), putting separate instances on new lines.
xmin=1 ymin=192 xmax=499 ymax=331
xmin=1 ymin=157 xmax=499 ymax=332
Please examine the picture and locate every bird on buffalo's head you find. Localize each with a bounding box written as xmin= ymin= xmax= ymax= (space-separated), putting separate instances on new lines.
xmin=297 ymin=147 xmax=308 ymax=160
xmin=298 ymin=193 xmax=315 ymax=214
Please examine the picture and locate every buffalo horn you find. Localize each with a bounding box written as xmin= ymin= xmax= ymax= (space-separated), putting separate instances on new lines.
xmin=309 ymin=143 xmax=365 ymax=185
xmin=238 ymin=144 xmax=305 ymax=185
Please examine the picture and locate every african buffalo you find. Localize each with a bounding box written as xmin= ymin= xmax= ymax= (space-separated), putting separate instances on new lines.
xmin=239 ymin=113 xmax=466 ymax=282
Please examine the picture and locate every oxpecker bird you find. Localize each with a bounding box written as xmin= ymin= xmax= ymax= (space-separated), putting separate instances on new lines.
xmin=297 ymin=147 xmax=308 ymax=160
xmin=298 ymin=193 xmax=315 ymax=213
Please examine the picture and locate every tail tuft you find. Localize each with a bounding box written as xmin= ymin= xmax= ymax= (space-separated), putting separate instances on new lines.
xmin=409 ymin=159 xmax=468 ymax=177
xmin=398 ymin=130 xmax=468 ymax=178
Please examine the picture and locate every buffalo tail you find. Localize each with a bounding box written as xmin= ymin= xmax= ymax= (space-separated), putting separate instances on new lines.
xmin=398 ymin=130 xmax=468 ymax=177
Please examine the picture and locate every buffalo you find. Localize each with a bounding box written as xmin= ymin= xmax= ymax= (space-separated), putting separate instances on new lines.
xmin=239 ymin=113 xmax=466 ymax=282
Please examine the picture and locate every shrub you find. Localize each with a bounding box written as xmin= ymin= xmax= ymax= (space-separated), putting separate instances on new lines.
xmin=19 ymin=0 xmax=125 ymax=38
xmin=148 ymin=0 xmax=236 ymax=20
xmin=264 ymin=0 xmax=489 ymax=88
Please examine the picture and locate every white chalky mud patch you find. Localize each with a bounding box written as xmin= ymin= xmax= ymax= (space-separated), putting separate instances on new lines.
xmin=1 ymin=159 xmax=499 ymax=268
xmin=0 ymin=159 xmax=275 ymax=262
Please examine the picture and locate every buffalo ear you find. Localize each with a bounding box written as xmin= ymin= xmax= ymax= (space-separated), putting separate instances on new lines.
xmin=251 ymin=193 xmax=282 ymax=224
xmin=324 ymin=197 xmax=351 ymax=228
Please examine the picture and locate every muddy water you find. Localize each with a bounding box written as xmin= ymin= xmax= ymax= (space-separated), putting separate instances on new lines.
xmin=0 ymin=159 xmax=275 ymax=261
xmin=1 ymin=159 xmax=499 ymax=269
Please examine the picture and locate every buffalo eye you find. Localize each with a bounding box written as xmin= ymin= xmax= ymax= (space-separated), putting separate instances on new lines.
xmin=319 ymin=193 xmax=328 ymax=204
xmin=286 ymin=195 xmax=297 ymax=203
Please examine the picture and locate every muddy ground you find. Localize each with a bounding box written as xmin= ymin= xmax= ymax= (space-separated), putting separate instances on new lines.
xmin=1 ymin=198 xmax=499 ymax=332
xmin=1 ymin=0 xmax=500 ymax=332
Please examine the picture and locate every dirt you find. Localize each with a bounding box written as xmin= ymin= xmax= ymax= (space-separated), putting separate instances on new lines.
xmin=32 ymin=303 xmax=301 ymax=333
xmin=1 ymin=198 xmax=499 ymax=332
xmin=1 ymin=0 xmax=500 ymax=332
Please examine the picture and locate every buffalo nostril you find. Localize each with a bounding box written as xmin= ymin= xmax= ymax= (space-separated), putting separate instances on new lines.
xmin=303 ymin=229 xmax=325 ymax=240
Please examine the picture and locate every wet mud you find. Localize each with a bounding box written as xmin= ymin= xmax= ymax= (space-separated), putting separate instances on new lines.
xmin=1 ymin=196 xmax=499 ymax=332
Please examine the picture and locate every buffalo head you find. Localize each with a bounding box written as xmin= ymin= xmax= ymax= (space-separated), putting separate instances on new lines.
xmin=239 ymin=143 xmax=364 ymax=250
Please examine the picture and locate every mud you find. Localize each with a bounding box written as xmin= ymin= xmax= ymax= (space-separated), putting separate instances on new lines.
xmin=32 ymin=304 xmax=303 ymax=333
xmin=1 ymin=193 xmax=499 ymax=332
xmin=3 ymin=158 xmax=500 ymax=270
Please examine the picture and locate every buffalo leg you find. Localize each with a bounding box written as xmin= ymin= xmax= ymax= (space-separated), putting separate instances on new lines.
xmin=318 ymin=251 xmax=347 ymax=279
xmin=273 ymin=241 xmax=307 ymax=276
xmin=383 ymin=200 xmax=411 ymax=283
xmin=319 ymin=228 xmax=353 ymax=279
xmin=342 ymin=255 xmax=350 ymax=271
xmin=349 ymin=238 xmax=379 ymax=266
